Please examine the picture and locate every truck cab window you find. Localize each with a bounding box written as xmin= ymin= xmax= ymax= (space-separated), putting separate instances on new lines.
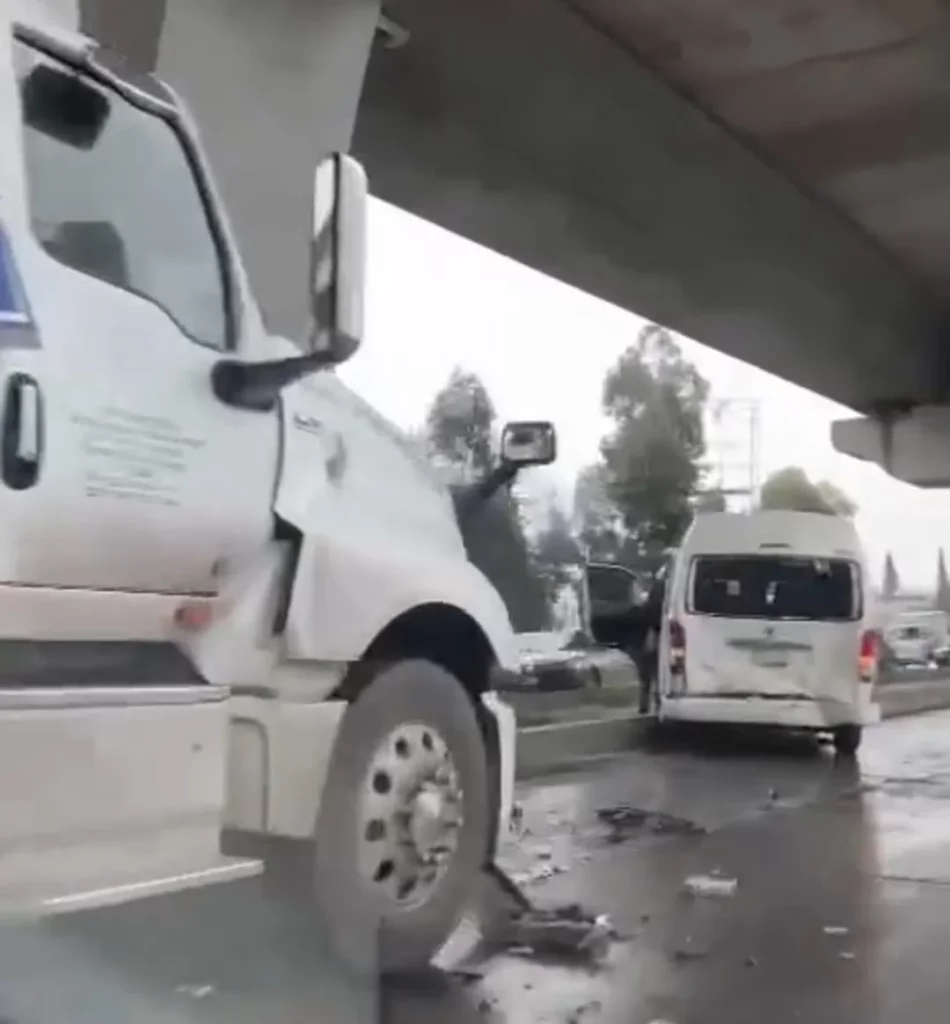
xmin=14 ymin=43 xmax=230 ymax=350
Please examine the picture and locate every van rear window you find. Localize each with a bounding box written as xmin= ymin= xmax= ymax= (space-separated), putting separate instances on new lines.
xmin=690 ymin=556 xmax=860 ymax=622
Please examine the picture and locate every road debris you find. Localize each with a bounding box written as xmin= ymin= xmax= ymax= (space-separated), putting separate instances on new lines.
xmin=597 ymin=804 xmax=706 ymax=843
xmin=672 ymin=945 xmax=707 ymax=962
xmin=839 ymin=951 xmax=856 ymax=961
xmin=486 ymin=864 xmax=533 ymax=912
xmin=682 ymin=874 xmax=738 ymax=898
xmin=174 ymin=984 xmax=215 ymax=1000
xmin=823 ymin=925 xmax=849 ymax=936
xmin=511 ymin=861 xmax=568 ymax=886
xmin=498 ymin=904 xmax=615 ymax=963
xmin=565 ymin=998 xmax=603 ymax=1023
xmin=745 ymin=955 xmax=759 ymax=968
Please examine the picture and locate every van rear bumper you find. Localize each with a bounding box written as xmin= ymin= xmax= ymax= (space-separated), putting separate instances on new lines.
xmin=660 ymin=693 xmax=881 ymax=729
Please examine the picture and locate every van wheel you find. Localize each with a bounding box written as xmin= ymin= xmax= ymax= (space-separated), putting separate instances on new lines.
xmin=312 ymin=659 xmax=489 ymax=976
xmin=832 ymin=725 xmax=862 ymax=757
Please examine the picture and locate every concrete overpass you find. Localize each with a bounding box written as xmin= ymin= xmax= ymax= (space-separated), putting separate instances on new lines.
xmin=61 ymin=1 xmax=950 ymax=483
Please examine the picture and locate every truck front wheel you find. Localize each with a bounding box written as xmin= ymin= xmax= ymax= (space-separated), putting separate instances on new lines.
xmin=312 ymin=658 xmax=490 ymax=975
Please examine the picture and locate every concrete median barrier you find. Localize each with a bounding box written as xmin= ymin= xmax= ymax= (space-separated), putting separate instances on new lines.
xmin=515 ymin=676 xmax=950 ymax=779
xmin=879 ymin=676 xmax=950 ymax=718
xmin=516 ymin=712 xmax=654 ymax=779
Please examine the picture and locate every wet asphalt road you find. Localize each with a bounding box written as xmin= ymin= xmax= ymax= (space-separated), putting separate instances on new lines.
xmin=4 ymin=712 xmax=950 ymax=1024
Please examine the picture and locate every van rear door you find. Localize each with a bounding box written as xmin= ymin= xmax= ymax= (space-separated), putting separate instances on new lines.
xmin=677 ymin=554 xmax=862 ymax=701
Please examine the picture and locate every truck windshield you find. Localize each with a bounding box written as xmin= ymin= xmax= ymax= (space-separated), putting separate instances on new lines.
xmin=690 ymin=555 xmax=859 ymax=622
xmin=14 ymin=41 xmax=229 ymax=349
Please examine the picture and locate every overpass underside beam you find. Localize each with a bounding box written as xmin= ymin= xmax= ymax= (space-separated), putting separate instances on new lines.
xmin=30 ymin=0 xmax=950 ymax=426
xmin=355 ymin=0 xmax=950 ymax=413
xmin=833 ymin=408 xmax=950 ymax=489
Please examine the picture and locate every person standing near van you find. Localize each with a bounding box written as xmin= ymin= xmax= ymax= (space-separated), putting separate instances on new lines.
xmin=635 ymin=569 xmax=667 ymax=713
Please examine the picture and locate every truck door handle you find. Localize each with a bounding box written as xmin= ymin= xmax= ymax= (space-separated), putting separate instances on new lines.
xmin=2 ymin=373 xmax=43 ymax=490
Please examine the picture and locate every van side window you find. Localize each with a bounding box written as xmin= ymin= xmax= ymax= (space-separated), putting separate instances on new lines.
xmin=14 ymin=43 xmax=230 ymax=350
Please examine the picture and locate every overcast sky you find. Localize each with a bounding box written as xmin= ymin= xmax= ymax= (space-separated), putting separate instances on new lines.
xmin=341 ymin=199 xmax=950 ymax=592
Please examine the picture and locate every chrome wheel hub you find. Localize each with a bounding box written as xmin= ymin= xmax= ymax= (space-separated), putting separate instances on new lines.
xmin=357 ymin=723 xmax=463 ymax=908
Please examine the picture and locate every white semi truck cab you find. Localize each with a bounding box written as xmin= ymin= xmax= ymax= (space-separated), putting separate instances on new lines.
xmin=0 ymin=5 xmax=556 ymax=974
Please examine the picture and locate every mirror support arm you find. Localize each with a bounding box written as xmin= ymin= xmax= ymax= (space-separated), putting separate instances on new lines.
xmin=211 ymin=351 xmax=335 ymax=412
xmin=454 ymin=463 xmax=518 ymax=519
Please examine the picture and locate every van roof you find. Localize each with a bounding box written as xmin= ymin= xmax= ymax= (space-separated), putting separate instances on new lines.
xmin=681 ymin=510 xmax=863 ymax=560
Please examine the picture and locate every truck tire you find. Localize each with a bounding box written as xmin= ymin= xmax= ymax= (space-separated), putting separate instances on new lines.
xmin=312 ymin=658 xmax=490 ymax=976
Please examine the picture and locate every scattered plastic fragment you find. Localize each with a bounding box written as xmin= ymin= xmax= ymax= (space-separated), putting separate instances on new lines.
xmin=839 ymin=951 xmax=856 ymax=961
xmin=823 ymin=925 xmax=849 ymax=936
xmin=566 ymin=999 xmax=603 ymax=1023
xmin=597 ymin=805 xmax=706 ymax=843
xmin=682 ymin=874 xmax=738 ymax=898
xmin=499 ymin=903 xmax=614 ymax=962
xmin=175 ymin=984 xmax=215 ymax=1000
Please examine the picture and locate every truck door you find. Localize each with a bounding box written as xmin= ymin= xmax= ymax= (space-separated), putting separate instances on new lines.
xmin=0 ymin=32 xmax=278 ymax=599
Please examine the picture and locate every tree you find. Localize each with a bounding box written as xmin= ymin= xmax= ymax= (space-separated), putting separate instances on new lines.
xmin=599 ymin=324 xmax=709 ymax=555
xmin=424 ymin=368 xmax=549 ymax=632
xmin=572 ymin=463 xmax=624 ymax=561
xmin=882 ymin=552 xmax=900 ymax=600
xmin=936 ymin=549 xmax=950 ymax=615
xmin=425 ymin=368 xmax=495 ymax=473
xmin=815 ymin=479 xmax=858 ymax=517
xmin=759 ymin=466 xmax=856 ymax=517
xmin=533 ymin=501 xmax=588 ymax=640
xmin=535 ymin=501 xmax=582 ymax=584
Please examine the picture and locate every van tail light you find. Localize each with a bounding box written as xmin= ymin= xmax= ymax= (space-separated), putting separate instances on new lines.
xmin=858 ymin=629 xmax=878 ymax=683
xmin=669 ymin=618 xmax=686 ymax=675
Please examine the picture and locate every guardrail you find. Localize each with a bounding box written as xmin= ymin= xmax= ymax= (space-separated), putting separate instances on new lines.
xmin=878 ymin=675 xmax=950 ymax=716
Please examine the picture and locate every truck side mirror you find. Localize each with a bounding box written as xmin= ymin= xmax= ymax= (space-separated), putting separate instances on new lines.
xmin=453 ymin=421 xmax=558 ymax=518
xmin=500 ymin=421 xmax=557 ymax=468
xmin=308 ymin=153 xmax=367 ymax=367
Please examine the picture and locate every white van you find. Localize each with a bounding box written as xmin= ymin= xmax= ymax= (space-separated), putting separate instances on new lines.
xmin=658 ymin=511 xmax=880 ymax=754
